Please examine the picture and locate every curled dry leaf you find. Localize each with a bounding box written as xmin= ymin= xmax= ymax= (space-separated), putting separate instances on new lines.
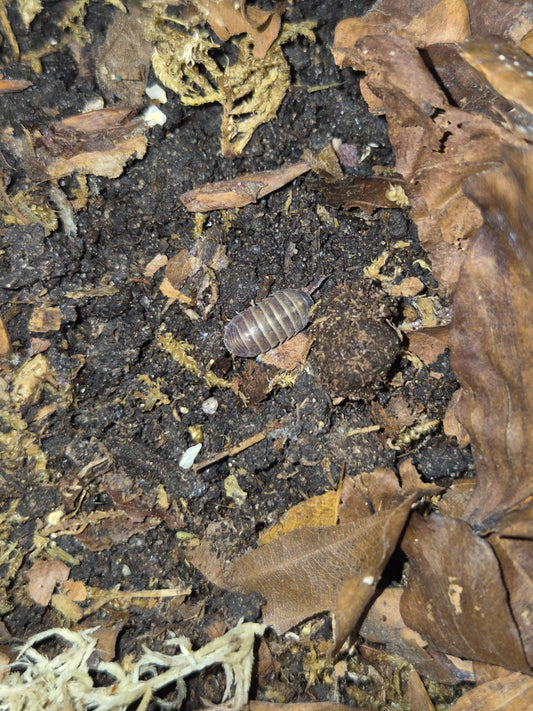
xmin=195 ymin=0 xmax=282 ymax=59
xmin=38 ymin=108 xmax=147 ymax=180
xmin=332 ymin=2 xmax=529 ymax=294
xmin=450 ymin=147 xmax=533 ymax=526
xmin=180 ymin=161 xmax=310 ymax=212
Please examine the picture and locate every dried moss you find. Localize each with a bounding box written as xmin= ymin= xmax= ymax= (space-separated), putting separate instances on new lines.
xmin=147 ymin=14 xmax=315 ymax=156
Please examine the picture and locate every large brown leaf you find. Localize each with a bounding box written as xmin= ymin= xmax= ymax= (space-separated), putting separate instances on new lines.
xmin=489 ymin=534 xmax=533 ymax=668
xmin=447 ymin=671 xmax=533 ymax=711
xmin=400 ymin=513 xmax=530 ymax=672
xmin=450 ymin=147 xmax=533 ymax=526
xmin=229 ymin=495 xmax=417 ymax=640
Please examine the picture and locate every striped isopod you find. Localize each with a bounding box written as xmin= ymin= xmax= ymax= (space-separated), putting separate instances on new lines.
xmin=224 ymin=279 xmax=325 ymax=357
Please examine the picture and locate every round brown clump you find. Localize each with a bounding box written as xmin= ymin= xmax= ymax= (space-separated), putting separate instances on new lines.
xmin=311 ymin=281 xmax=401 ymax=399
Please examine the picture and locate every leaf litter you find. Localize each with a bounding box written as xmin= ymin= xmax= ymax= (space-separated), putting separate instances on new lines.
xmin=1 ymin=0 xmax=533 ymax=709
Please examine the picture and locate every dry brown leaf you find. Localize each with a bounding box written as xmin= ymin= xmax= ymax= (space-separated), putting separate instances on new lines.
xmin=466 ymin=0 xmax=531 ymax=38
xmin=360 ymin=588 xmax=474 ymax=685
xmin=45 ymin=134 xmax=147 ymax=180
xmin=230 ymin=494 xmax=418 ymax=645
xmin=196 ymin=0 xmax=282 ymax=59
xmin=332 ymin=0 xmax=525 ymax=69
xmin=400 ymin=513 xmax=530 ymax=672
xmin=400 ymin=0 xmax=469 ymax=45
xmin=424 ymin=42 xmax=516 ymax=128
xmin=165 ymin=249 xmax=200 ymax=289
xmin=74 ymin=510 xmax=161 ymax=551
xmin=27 ymin=559 xmax=70 ymax=606
xmin=450 ymin=147 xmax=533 ymax=525
xmin=144 ymin=253 xmax=167 ymax=279
xmin=95 ymin=4 xmax=153 ymax=105
xmin=103 ymin=470 xmax=182 ymax=530
xmin=437 ymin=479 xmax=476 ymax=519
xmin=459 ymin=36 xmax=533 ymax=115
xmin=234 ymin=360 xmax=270 ymax=404
xmin=62 ymin=579 xmax=87 ymax=602
xmin=448 ymin=671 xmax=533 ymax=711
xmin=302 ymin=144 xmax=343 ymax=182
xmin=489 ymin=535 xmax=533 ymax=667
xmin=160 ymin=240 xmax=227 ymax=317
xmin=338 ymin=465 xmax=441 ymax=525
xmin=406 ymin=669 xmax=437 ymax=711
xmin=407 ymin=327 xmax=449 ymax=365
xmin=315 ymin=176 xmax=407 ymax=214
xmin=40 ymin=107 xmax=138 ymax=154
xmin=258 ymin=333 xmax=313 ymax=371
xmin=38 ymin=108 xmax=147 ymax=180
xmin=471 ymin=661 xmax=513 ymax=686
xmin=390 ymin=276 xmax=425 ymax=298
xmin=93 ymin=623 xmax=123 ymax=662
xmin=159 ymin=278 xmax=196 ymax=305
xmin=180 ymin=161 xmax=310 ymax=212
xmin=259 ymin=490 xmax=340 ymax=546
xmin=443 ymin=389 xmax=471 ymax=447
xmin=332 ymin=7 xmax=529 ymax=294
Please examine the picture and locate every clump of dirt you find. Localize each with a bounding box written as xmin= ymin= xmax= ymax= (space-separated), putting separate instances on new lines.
xmin=312 ymin=280 xmax=400 ymax=399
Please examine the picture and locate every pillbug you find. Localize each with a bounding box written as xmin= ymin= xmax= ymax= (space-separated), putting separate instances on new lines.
xmin=224 ymin=278 xmax=325 ymax=358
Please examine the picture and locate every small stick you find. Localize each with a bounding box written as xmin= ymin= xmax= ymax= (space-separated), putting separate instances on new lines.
xmin=345 ymin=424 xmax=381 ymax=436
xmin=193 ymin=420 xmax=286 ymax=471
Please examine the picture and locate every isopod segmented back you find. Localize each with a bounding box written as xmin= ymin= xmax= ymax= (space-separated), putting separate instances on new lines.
xmin=224 ymin=289 xmax=315 ymax=357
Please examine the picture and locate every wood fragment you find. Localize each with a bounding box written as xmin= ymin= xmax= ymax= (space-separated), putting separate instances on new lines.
xmin=0 ymin=78 xmax=32 ymax=94
xmin=180 ymin=161 xmax=310 ymax=212
xmin=193 ymin=419 xmax=286 ymax=471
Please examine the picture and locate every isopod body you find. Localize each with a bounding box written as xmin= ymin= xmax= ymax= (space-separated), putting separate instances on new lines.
xmin=224 ymin=289 xmax=315 ymax=357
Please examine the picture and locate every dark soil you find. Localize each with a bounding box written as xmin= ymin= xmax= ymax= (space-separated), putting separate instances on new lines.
xmin=0 ymin=0 xmax=473 ymax=708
